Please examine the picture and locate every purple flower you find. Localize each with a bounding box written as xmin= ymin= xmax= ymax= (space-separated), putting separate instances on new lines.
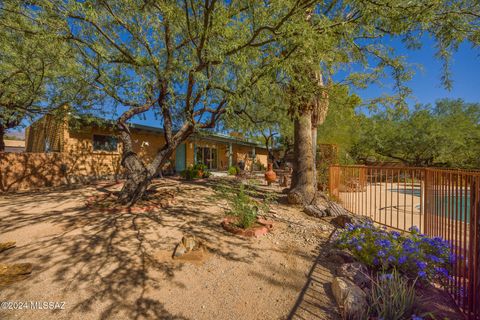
xmin=390 ymin=231 xmax=401 ymax=239
xmin=375 ymin=238 xmax=391 ymax=248
xmin=416 ymin=261 xmax=427 ymax=270
xmin=398 ymin=256 xmax=408 ymax=264
xmin=409 ymin=226 xmax=420 ymax=233
xmin=426 ymin=254 xmax=443 ymax=264
xmin=418 ymin=271 xmax=427 ymax=278
xmin=411 ymin=315 xmax=423 ymax=320
xmin=435 ymin=267 xmax=449 ymax=277
xmin=380 ymin=273 xmax=393 ymax=281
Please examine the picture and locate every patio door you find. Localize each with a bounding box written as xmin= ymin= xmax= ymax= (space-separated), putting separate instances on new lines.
xmin=196 ymin=146 xmax=217 ymax=170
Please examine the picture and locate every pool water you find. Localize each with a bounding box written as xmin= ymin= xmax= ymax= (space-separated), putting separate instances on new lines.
xmin=390 ymin=187 xmax=472 ymax=222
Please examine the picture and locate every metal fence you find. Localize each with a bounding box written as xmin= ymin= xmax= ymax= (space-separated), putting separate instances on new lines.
xmin=329 ymin=165 xmax=480 ymax=319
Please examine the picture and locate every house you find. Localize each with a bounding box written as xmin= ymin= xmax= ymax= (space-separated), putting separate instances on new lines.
xmin=24 ymin=114 xmax=268 ymax=177
xmin=4 ymin=139 xmax=25 ymax=153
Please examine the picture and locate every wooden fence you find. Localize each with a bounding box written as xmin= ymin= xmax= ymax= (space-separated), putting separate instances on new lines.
xmin=329 ymin=165 xmax=480 ymax=319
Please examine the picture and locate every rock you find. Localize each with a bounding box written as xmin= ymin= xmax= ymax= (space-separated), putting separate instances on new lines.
xmin=304 ymin=204 xmax=328 ymax=218
xmin=336 ymin=262 xmax=370 ymax=288
xmin=0 ymin=263 xmax=33 ymax=276
xmin=330 ymin=214 xmax=372 ymax=228
xmin=331 ymin=277 xmax=367 ymax=317
xmin=326 ymin=249 xmax=356 ymax=265
xmin=173 ymin=243 xmax=187 ymax=257
xmin=327 ymin=201 xmax=350 ymax=217
xmin=0 ymin=241 xmax=16 ymax=253
xmin=173 ymin=235 xmax=200 ymax=258
xmin=182 ymin=235 xmax=198 ymax=251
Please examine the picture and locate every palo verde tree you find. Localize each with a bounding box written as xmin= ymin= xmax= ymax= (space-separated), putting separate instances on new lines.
xmin=26 ymin=0 xmax=342 ymax=205
xmin=0 ymin=2 xmax=94 ymax=151
xmin=280 ymin=0 xmax=479 ymax=207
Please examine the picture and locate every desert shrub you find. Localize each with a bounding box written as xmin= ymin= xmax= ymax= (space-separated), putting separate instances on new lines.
xmin=227 ymin=166 xmax=239 ymax=175
xmin=368 ymin=269 xmax=417 ymax=320
xmin=335 ymin=222 xmax=452 ymax=282
xmin=216 ymin=181 xmax=276 ymax=229
xmin=229 ymin=184 xmax=258 ymax=228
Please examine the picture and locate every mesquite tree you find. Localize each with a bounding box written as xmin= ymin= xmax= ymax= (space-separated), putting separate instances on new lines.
xmin=28 ymin=0 xmax=339 ymax=205
xmin=0 ymin=2 xmax=96 ymax=150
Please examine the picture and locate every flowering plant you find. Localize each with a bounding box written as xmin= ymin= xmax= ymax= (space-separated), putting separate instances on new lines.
xmin=335 ymin=221 xmax=452 ymax=282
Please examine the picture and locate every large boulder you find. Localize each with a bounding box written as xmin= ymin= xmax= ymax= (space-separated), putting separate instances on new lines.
xmin=331 ymin=277 xmax=367 ymax=318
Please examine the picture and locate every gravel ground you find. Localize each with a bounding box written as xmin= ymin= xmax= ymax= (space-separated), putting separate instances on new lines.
xmin=0 ymin=178 xmax=340 ymax=320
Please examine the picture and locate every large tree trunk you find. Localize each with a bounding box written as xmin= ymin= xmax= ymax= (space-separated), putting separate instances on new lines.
xmin=288 ymin=109 xmax=316 ymax=205
xmin=288 ymin=72 xmax=329 ymax=208
xmin=0 ymin=125 xmax=5 ymax=152
xmin=116 ymin=120 xmax=193 ymax=207
xmin=311 ymin=124 xmax=317 ymax=190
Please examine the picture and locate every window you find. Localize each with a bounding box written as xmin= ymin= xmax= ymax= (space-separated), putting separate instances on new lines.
xmin=93 ymin=135 xmax=118 ymax=152
xmin=196 ymin=146 xmax=217 ymax=169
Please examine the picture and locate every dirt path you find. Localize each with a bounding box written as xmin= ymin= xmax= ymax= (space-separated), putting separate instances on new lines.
xmin=0 ymin=178 xmax=340 ymax=320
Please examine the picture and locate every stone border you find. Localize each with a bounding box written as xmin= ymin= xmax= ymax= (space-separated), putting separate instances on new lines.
xmin=221 ymin=216 xmax=273 ymax=237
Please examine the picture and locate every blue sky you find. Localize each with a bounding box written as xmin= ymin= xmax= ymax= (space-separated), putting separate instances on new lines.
xmin=351 ymin=36 xmax=480 ymax=108
xmin=127 ymin=37 xmax=480 ymax=128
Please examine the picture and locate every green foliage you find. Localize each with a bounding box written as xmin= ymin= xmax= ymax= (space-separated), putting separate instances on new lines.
xmin=181 ymin=163 xmax=210 ymax=180
xmin=351 ymin=99 xmax=480 ymax=168
xmin=0 ymin=2 xmax=101 ymax=134
xmin=227 ymin=166 xmax=239 ymax=175
xmin=4 ymin=0 xmax=479 ymax=162
xmin=229 ymin=184 xmax=259 ymax=229
xmin=368 ymin=270 xmax=417 ymax=320
xmin=254 ymin=159 xmax=266 ymax=171
xmin=214 ymin=180 xmax=276 ymax=229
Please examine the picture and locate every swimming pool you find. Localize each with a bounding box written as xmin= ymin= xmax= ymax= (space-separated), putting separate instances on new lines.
xmin=390 ymin=187 xmax=472 ymax=222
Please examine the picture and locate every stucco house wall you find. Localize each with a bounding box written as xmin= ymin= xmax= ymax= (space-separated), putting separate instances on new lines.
xmin=0 ymin=113 xmax=270 ymax=192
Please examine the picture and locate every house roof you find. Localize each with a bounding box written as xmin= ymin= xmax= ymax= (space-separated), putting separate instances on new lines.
xmin=128 ymin=123 xmax=265 ymax=148
xmin=70 ymin=114 xmax=265 ymax=148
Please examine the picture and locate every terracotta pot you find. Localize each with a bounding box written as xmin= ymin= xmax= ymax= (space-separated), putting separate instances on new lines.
xmin=264 ymin=163 xmax=277 ymax=185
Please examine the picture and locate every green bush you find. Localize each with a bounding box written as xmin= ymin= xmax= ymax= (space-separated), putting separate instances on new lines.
xmin=181 ymin=163 xmax=211 ymax=180
xmin=368 ymin=270 xmax=416 ymax=320
xmin=217 ymin=181 xmax=276 ymax=229
xmin=227 ymin=166 xmax=239 ymax=175
xmin=254 ymin=160 xmax=266 ymax=171
xmin=230 ymin=184 xmax=258 ymax=228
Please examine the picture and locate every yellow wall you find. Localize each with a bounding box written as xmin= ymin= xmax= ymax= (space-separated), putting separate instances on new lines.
xmin=20 ymin=116 xmax=267 ymax=189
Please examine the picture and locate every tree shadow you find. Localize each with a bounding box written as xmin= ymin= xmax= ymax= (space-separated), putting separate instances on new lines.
xmin=0 ymin=180 xmax=261 ymax=319
xmin=286 ymin=243 xmax=340 ymax=320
